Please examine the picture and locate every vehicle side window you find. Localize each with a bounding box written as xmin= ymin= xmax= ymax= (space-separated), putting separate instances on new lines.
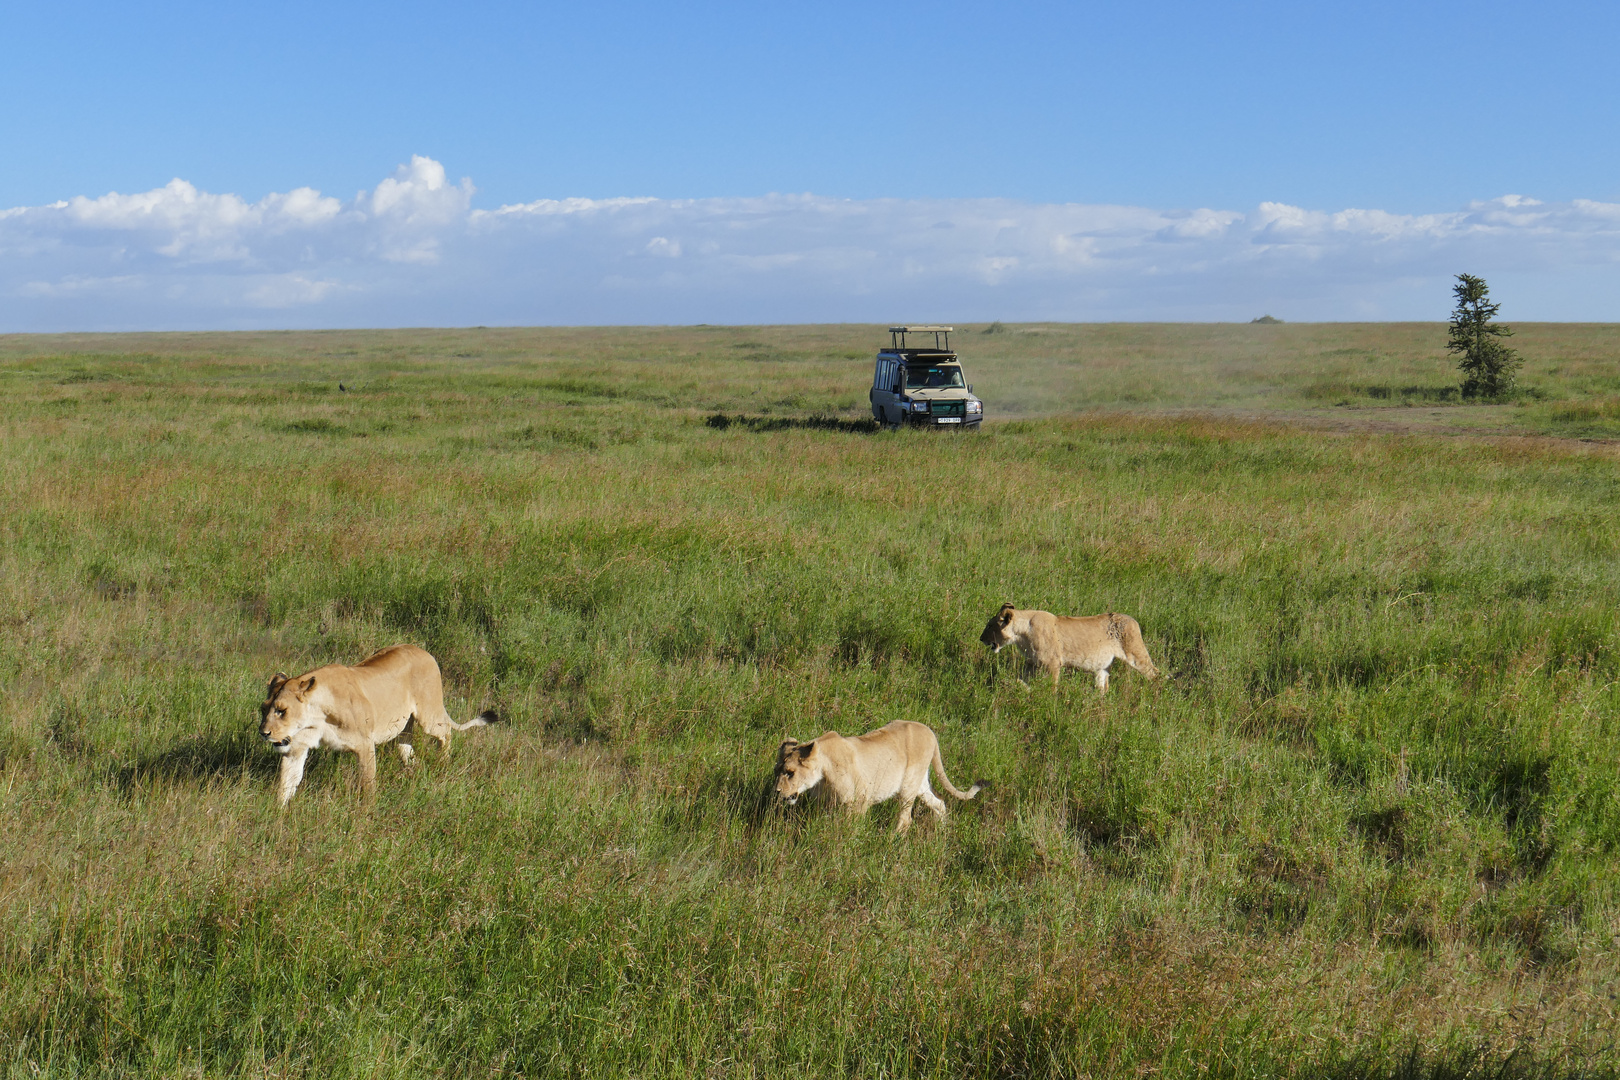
xmin=873 ymin=360 xmax=884 ymax=390
xmin=878 ymin=360 xmax=895 ymax=393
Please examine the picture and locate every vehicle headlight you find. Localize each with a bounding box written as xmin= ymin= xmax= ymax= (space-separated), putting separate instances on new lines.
xmin=967 ymin=400 xmax=983 ymax=413
xmin=911 ymin=400 xmax=930 ymax=412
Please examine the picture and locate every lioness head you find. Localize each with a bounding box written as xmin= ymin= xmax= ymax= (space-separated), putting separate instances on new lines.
xmin=774 ymin=738 xmax=823 ymax=806
xmin=259 ymin=672 xmax=319 ymax=753
xmin=980 ymin=603 xmax=1017 ymax=651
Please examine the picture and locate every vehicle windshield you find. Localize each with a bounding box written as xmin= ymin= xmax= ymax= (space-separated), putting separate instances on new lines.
xmin=906 ymin=365 xmax=965 ymax=389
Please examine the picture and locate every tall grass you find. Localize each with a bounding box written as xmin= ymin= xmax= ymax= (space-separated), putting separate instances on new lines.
xmin=2 ymin=329 xmax=1620 ymax=1077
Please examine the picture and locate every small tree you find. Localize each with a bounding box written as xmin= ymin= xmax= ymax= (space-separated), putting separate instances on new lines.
xmin=1447 ymin=273 xmax=1521 ymax=398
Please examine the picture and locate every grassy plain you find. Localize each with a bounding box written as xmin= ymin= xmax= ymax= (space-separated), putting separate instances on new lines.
xmin=3 ymin=323 xmax=1620 ymax=1078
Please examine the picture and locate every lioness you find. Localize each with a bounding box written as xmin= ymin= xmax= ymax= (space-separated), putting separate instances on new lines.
xmin=259 ymin=644 xmax=497 ymax=806
xmin=980 ymin=603 xmax=1159 ymax=690
xmin=774 ymin=720 xmax=986 ymax=833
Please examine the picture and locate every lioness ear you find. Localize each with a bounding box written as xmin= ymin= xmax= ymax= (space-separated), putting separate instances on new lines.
xmin=299 ymin=675 xmax=317 ymax=694
xmin=267 ymin=672 xmax=288 ymax=694
xmin=776 ymin=738 xmax=799 ymax=763
xmin=796 ymin=743 xmax=815 ymax=759
xmin=999 ymin=603 xmax=1014 ymax=624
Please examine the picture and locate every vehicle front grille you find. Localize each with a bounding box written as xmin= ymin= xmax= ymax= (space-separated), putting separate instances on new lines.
xmin=931 ymin=401 xmax=967 ymax=417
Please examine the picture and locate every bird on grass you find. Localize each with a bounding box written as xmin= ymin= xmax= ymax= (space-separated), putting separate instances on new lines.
xmin=339 ymin=383 xmax=347 ymax=392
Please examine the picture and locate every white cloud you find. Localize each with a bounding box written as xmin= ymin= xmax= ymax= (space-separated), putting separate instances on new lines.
xmin=243 ymin=274 xmax=345 ymax=308
xmin=18 ymin=274 xmax=141 ymax=298
xmin=6 ymin=157 xmax=1620 ymax=330
xmin=366 ymin=156 xmax=469 ymax=221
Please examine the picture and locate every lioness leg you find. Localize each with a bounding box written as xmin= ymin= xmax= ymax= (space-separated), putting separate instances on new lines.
xmin=355 ymin=742 xmax=378 ymax=798
xmin=1121 ymin=648 xmax=1158 ymax=678
xmin=1094 ymin=665 xmax=1110 ymax=692
xmin=278 ymin=748 xmax=310 ymax=807
xmin=419 ymin=708 xmax=455 ymax=755
xmin=918 ymin=780 xmax=948 ymax=820
xmin=1119 ymin=624 xmax=1160 ymax=679
xmin=396 ymin=716 xmax=417 ymax=765
xmin=896 ymin=798 xmax=916 ymax=833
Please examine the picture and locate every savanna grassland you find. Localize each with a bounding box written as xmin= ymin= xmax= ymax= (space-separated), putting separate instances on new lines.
xmin=3 ymin=323 xmax=1620 ymax=1079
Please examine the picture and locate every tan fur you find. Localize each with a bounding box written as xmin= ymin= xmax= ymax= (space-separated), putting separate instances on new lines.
xmin=773 ymin=720 xmax=986 ymax=833
xmin=979 ymin=603 xmax=1159 ymax=691
xmin=258 ymin=644 xmax=496 ymax=806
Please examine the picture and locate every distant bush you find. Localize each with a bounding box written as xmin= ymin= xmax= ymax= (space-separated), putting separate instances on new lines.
xmin=1251 ymin=315 xmax=1283 ymax=324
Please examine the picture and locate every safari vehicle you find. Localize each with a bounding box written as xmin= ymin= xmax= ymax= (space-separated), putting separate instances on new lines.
xmin=868 ymin=325 xmax=984 ymax=429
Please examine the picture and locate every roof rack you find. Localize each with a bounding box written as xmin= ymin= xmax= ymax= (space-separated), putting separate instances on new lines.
xmin=887 ymin=326 xmax=954 ymax=351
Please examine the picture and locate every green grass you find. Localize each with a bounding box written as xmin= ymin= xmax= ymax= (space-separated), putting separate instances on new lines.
xmin=3 ymin=325 xmax=1620 ymax=1078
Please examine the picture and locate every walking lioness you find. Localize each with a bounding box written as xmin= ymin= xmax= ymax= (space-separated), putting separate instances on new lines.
xmin=774 ymin=720 xmax=986 ymax=833
xmin=259 ymin=644 xmax=497 ymax=806
xmin=980 ymin=603 xmax=1159 ymax=690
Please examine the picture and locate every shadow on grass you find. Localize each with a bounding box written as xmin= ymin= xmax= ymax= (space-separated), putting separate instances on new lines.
xmin=115 ymin=731 xmax=281 ymax=792
xmin=705 ymin=412 xmax=879 ymax=434
xmin=275 ymin=417 xmax=358 ymax=436
xmin=1321 ymin=1046 xmax=1617 ymax=1080
xmin=708 ymin=771 xmax=779 ymax=829
xmin=949 ymin=1032 xmax=1613 ymax=1080
xmin=674 ymin=768 xmax=840 ymax=838
xmin=1302 ymin=383 xmax=1463 ymax=404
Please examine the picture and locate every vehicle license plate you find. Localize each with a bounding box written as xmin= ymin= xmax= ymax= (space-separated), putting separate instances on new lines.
xmin=936 ymin=416 xmax=962 ymax=424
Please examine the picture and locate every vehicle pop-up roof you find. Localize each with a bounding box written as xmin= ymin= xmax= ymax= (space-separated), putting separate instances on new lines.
xmin=885 ymin=325 xmax=955 ymax=356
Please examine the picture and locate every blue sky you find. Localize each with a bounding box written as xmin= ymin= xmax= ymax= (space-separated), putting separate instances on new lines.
xmin=5 ymin=0 xmax=1620 ymax=328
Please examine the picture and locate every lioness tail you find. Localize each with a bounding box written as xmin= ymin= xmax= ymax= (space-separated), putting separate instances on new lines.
xmin=931 ymin=745 xmax=987 ymax=801
xmin=450 ymin=709 xmax=500 ymax=732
